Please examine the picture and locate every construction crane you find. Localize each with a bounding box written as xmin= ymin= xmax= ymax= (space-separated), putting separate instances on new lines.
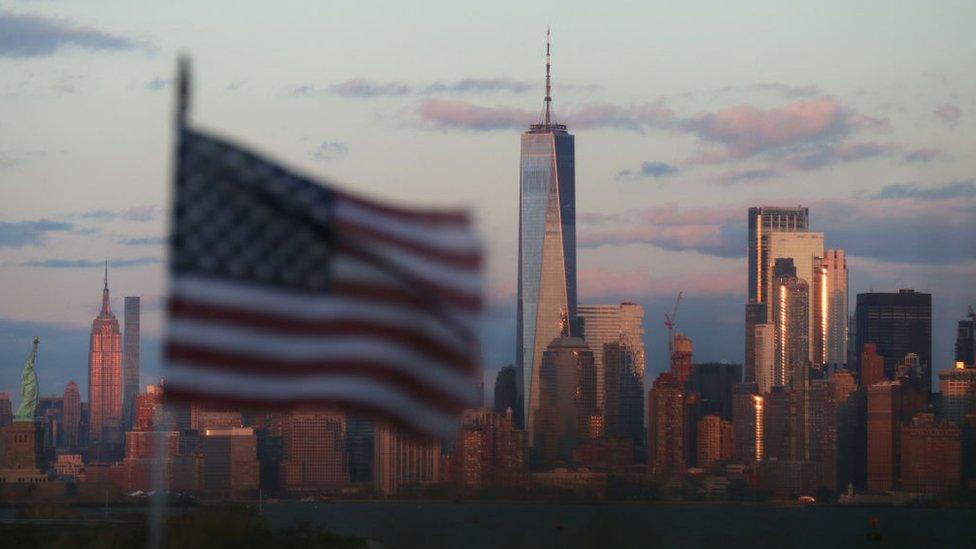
xmin=665 ymin=291 xmax=683 ymax=357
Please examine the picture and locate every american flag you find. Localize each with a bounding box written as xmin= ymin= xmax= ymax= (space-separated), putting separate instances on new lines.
xmin=163 ymin=128 xmax=483 ymax=438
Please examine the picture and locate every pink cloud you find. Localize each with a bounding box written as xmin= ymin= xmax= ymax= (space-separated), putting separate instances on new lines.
xmin=934 ymin=103 xmax=962 ymax=125
xmin=417 ymin=99 xmax=532 ymax=130
xmin=580 ymin=204 xmax=741 ymax=257
xmin=684 ymin=96 xmax=877 ymax=160
xmin=416 ymin=99 xmax=675 ymax=132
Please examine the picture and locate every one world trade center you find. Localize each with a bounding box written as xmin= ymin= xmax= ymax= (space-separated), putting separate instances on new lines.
xmin=516 ymin=30 xmax=577 ymax=443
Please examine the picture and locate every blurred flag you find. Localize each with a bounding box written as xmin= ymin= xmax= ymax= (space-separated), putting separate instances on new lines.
xmin=163 ymin=128 xmax=482 ymax=438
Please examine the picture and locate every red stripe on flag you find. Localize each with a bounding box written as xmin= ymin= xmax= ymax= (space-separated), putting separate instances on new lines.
xmin=330 ymin=280 xmax=481 ymax=317
xmin=166 ymin=343 xmax=472 ymax=413
xmin=168 ymin=298 xmax=473 ymax=373
xmin=336 ymin=243 xmax=482 ymax=310
xmin=335 ymin=218 xmax=482 ymax=269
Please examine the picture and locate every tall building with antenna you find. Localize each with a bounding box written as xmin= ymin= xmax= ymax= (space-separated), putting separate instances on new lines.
xmin=88 ymin=262 xmax=123 ymax=447
xmin=517 ymin=28 xmax=577 ymax=442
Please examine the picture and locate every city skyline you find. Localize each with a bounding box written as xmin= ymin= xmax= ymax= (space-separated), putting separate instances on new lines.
xmin=1 ymin=3 xmax=974 ymax=401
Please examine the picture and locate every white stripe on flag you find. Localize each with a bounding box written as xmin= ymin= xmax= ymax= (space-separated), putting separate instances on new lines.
xmin=172 ymin=275 xmax=472 ymax=352
xmin=349 ymin=240 xmax=481 ymax=296
xmin=167 ymin=318 xmax=479 ymax=405
xmin=164 ymin=364 xmax=459 ymax=438
xmin=336 ymin=199 xmax=481 ymax=254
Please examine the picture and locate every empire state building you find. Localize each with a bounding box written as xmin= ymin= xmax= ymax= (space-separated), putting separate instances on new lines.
xmin=516 ymin=30 xmax=577 ymax=442
xmin=88 ymin=262 xmax=123 ymax=443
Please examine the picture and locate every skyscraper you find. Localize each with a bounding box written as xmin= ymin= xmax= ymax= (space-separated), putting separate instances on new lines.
xmin=900 ymin=413 xmax=961 ymax=494
xmin=860 ymin=343 xmax=886 ymax=388
xmin=533 ymin=334 xmax=595 ymax=466
xmin=754 ymin=324 xmax=776 ymax=394
xmin=346 ymin=413 xmax=374 ymax=483
xmin=603 ymin=340 xmax=645 ymax=459
xmin=938 ymin=366 xmax=976 ymax=426
xmin=493 ymin=365 xmax=519 ymax=417
xmin=122 ymin=296 xmax=140 ymax=431
xmin=855 ymin=289 xmax=932 ymax=392
xmin=867 ymin=381 xmax=902 ymax=492
xmin=956 ymin=310 xmax=976 ymax=368
xmin=280 ymin=410 xmax=350 ymax=490
xmin=62 ymin=381 xmax=81 ymax=450
xmin=647 ymin=373 xmax=685 ymax=477
xmin=670 ymin=333 xmax=693 ymax=386
xmin=578 ymin=301 xmax=645 ymax=455
xmin=577 ymin=302 xmax=645 ymax=413
xmin=765 ymin=231 xmax=823 ymax=363
xmin=732 ymin=383 xmax=764 ymax=463
xmin=88 ymin=263 xmax=122 ymax=444
xmin=745 ymin=206 xmax=810 ymax=382
xmin=770 ymin=259 xmax=810 ymax=388
xmin=688 ymin=362 xmax=743 ymax=420
xmin=517 ymin=33 xmax=577 ymax=441
xmin=830 ymin=370 xmax=865 ymax=490
xmin=814 ymin=250 xmax=849 ymax=367
xmin=372 ymin=422 xmax=440 ymax=496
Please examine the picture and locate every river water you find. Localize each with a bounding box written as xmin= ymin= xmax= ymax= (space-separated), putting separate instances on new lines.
xmin=258 ymin=501 xmax=976 ymax=548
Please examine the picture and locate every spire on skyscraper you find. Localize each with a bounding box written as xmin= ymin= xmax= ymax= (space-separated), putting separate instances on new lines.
xmin=544 ymin=26 xmax=552 ymax=126
xmin=101 ymin=259 xmax=111 ymax=316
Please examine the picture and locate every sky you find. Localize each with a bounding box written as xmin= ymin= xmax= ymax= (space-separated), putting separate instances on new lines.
xmin=0 ymin=1 xmax=974 ymax=402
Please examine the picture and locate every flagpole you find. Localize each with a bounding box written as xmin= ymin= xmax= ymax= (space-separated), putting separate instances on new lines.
xmin=147 ymin=55 xmax=190 ymax=549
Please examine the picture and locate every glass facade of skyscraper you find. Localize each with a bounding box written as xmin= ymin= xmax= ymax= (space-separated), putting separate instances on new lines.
xmin=745 ymin=206 xmax=810 ymax=382
xmin=517 ymin=125 xmax=576 ymax=443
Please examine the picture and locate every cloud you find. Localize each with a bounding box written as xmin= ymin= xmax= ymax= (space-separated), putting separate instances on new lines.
xmin=873 ymin=180 xmax=976 ymax=201
xmin=307 ymin=140 xmax=348 ymax=162
xmin=416 ymin=95 xmax=890 ymax=172
xmin=21 ymin=257 xmax=162 ymax=268
xmin=0 ymin=219 xmax=73 ymax=247
xmin=683 ymin=96 xmax=889 ymax=162
xmin=715 ymin=82 xmax=822 ymax=98
xmin=564 ymin=101 xmax=676 ymax=130
xmin=903 ymin=147 xmax=944 ymax=164
xmin=749 ymin=82 xmax=821 ymax=97
xmin=330 ymin=78 xmax=411 ymax=98
xmin=579 ymin=204 xmax=743 ymax=258
xmin=0 ymin=154 xmax=20 ymax=170
xmin=716 ymin=169 xmax=779 ymax=185
xmin=774 ymin=141 xmax=898 ymax=171
xmin=422 ymin=78 xmax=533 ymax=95
xmin=416 ymin=98 xmax=677 ymax=132
xmin=0 ymin=11 xmax=152 ymax=58
xmin=819 ymin=200 xmax=976 ymax=265
xmin=933 ymin=103 xmax=962 ymax=125
xmin=294 ymin=77 xmax=543 ymax=99
xmin=578 ymin=193 xmax=976 ymax=266
xmin=617 ymin=161 xmax=678 ymax=179
xmin=579 ymin=267 xmax=743 ymax=302
xmin=119 ymin=236 xmax=165 ymax=246
xmin=70 ymin=204 xmax=161 ymax=222
xmin=146 ymin=77 xmax=168 ymax=91
xmin=417 ymin=99 xmax=533 ymax=131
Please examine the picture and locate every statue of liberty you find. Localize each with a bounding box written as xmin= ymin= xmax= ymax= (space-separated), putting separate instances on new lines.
xmin=14 ymin=337 xmax=39 ymax=421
